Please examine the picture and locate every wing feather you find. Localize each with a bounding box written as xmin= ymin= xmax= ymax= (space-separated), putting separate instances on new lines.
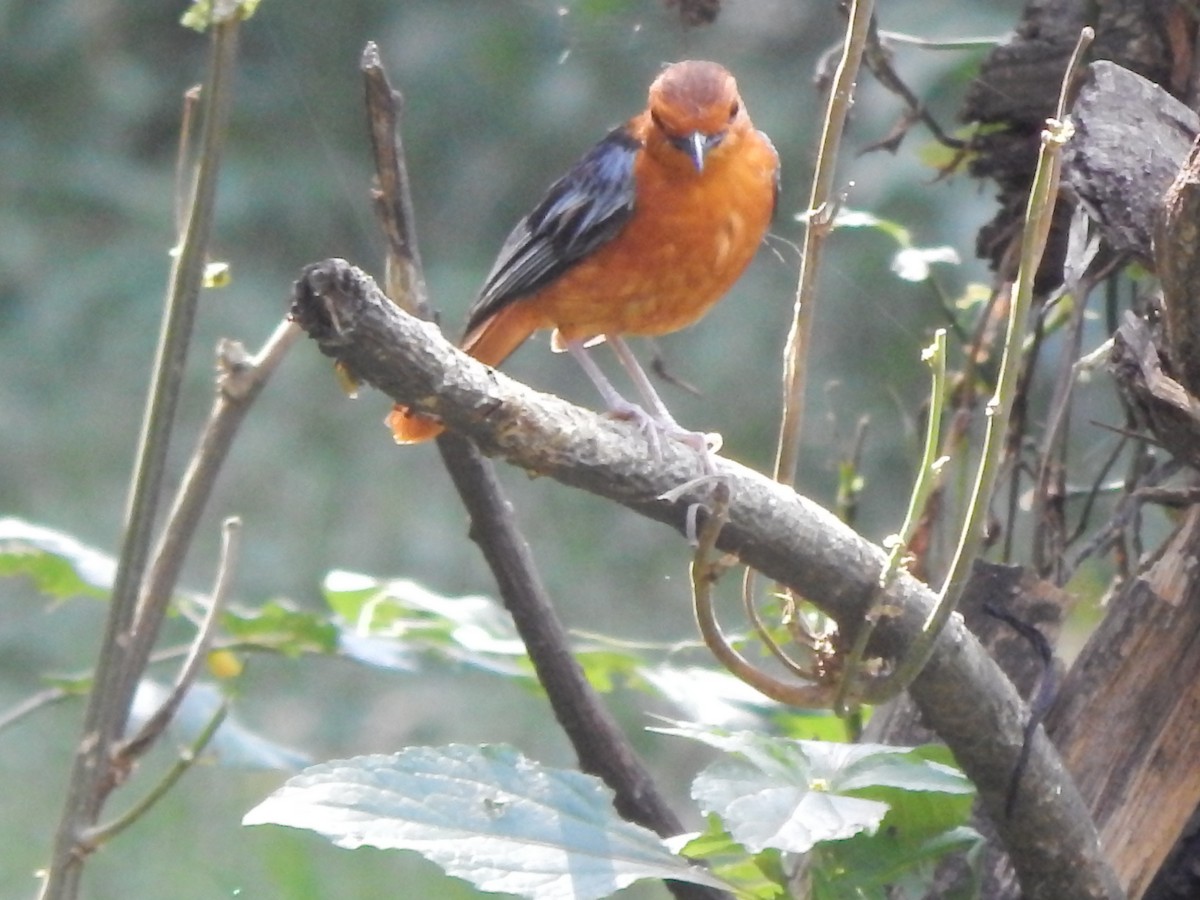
xmin=464 ymin=125 xmax=640 ymax=336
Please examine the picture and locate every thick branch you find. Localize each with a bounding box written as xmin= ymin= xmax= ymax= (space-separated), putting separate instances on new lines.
xmin=289 ymin=258 xmax=1121 ymax=900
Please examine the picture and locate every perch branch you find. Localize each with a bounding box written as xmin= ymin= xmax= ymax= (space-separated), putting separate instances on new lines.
xmin=289 ymin=258 xmax=1121 ymax=900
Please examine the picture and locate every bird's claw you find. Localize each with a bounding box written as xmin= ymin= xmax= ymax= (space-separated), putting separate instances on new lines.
xmin=608 ymin=400 xmax=721 ymax=470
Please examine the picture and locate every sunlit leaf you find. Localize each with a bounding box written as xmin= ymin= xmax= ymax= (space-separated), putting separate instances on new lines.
xmin=245 ymin=744 xmax=726 ymax=900
xmin=323 ymin=570 xmax=529 ymax=676
xmin=892 ymin=245 xmax=961 ymax=282
xmin=694 ymin=756 xmax=891 ymax=853
xmin=639 ymin=664 xmax=779 ymax=728
xmin=829 ymin=208 xmax=910 ymax=245
xmin=572 ymin=647 xmax=643 ymax=693
xmin=657 ymin=724 xmax=974 ymax=855
xmin=954 ymin=282 xmax=992 ymax=311
xmin=207 ymin=648 xmax=244 ymax=679
xmin=202 ymin=260 xmax=231 ymax=288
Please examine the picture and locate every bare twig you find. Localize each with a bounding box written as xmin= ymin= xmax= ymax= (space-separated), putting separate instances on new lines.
xmin=835 ymin=329 xmax=948 ymax=713
xmin=862 ymin=17 xmax=966 ymax=151
xmin=0 ymin=686 xmax=72 ymax=737
xmin=129 ymin=318 xmax=298 ymax=662
xmin=361 ymin=42 xmax=430 ymax=320
xmin=81 ymin=701 xmax=228 ymax=851
xmin=774 ymin=0 xmax=875 ymax=485
xmin=885 ymin=28 xmax=1094 ymax=700
xmin=40 ymin=17 xmax=243 ymax=900
xmin=120 ymin=518 xmax=241 ymax=763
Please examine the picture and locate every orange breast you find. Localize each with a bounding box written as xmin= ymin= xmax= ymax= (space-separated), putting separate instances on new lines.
xmin=522 ymin=128 xmax=777 ymax=345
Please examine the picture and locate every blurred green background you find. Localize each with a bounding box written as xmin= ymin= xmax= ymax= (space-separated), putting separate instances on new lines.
xmin=0 ymin=0 xmax=1049 ymax=897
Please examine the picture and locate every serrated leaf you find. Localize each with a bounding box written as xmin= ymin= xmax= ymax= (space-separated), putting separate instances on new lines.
xmin=245 ymin=744 xmax=726 ymax=900
xmin=0 ymin=517 xmax=115 ymax=600
xmin=837 ymin=746 xmax=973 ymax=796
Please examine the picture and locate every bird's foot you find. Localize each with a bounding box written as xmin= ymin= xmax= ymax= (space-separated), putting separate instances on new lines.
xmin=608 ymin=399 xmax=722 ymax=470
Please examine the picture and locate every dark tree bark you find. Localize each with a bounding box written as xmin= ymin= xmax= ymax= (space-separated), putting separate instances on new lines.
xmin=961 ymin=3 xmax=1200 ymax=896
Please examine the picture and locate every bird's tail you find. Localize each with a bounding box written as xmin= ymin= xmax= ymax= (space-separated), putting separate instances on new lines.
xmin=387 ymin=304 xmax=543 ymax=444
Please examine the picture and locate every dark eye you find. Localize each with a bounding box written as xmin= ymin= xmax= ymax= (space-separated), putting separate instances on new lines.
xmin=728 ymin=100 xmax=740 ymax=120
xmin=651 ymin=110 xmax=666 ymax=132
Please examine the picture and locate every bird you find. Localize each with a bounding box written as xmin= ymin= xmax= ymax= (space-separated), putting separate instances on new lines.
xmin=388 ymin=59 xmax=779 ymax=452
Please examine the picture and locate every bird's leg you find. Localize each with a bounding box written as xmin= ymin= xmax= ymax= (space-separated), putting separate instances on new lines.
xmin=566 ymin=339 xmax=664 ymax=457
xmin=607 ymin=336 xmax=722 ymax=456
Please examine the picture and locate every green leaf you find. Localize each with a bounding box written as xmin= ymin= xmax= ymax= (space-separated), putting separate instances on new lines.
xmin=221 ymin=600 xmax=340 ymax=658
xmin=657 ymin=724 xmax=974 ymax=855
xmin=692 ymin=756 xmax=891 ymax=853
xmin=673 ymin=815 xmax=786 ymax=900
xmin=244 ymin=744 xmax=726 ymax=900
xmin=770 ymin=708 xmax=854 ymax=743
xmin=323 ymin=570 xmax=530 ymax=676
xmin=0 ymin=516 xmax=114 ymax=600
xmin=572 ymin=647 xmax=643 ymax=693
xmin=811 ymin=825 xmax=983 ymax=900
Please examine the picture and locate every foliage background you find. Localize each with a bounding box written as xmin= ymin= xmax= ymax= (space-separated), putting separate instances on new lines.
xmin=1 ymin=0 xmax=1026 ymax=896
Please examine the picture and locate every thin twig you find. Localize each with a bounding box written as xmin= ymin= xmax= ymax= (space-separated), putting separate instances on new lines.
xmin=941 ymin=27 xmax=1092 ymax=603
xmin=361 ymin=41 xmax=430 ymax=320
xmin=835 ymin=329 xmax=948 ymax=713
xmin=692 ymin=484 xmax=839 ymax=707
xmin=128 ymin=318 xmax=298 ymax=663
xmin=774 ymin=0 xmax=875 ymax=486
xmin=1032 ymin=280 xmax=1096 ymax=577
xmin=0 ymin=686 xmax=72 ymax=737
xmin=80 ymin=702 xmax=228 ymax=851
xmin=884 ymin=28 xmax=1094 ymax=699
xmin=120 ymin=518 xmax=241 ymax=763
xmin=40 ymin=17 xmax=243 ymax=900
xmin=863 ymin=17 xmax=966 ymax=150
xmin=735 ymin=0 xmax=875 ymax=728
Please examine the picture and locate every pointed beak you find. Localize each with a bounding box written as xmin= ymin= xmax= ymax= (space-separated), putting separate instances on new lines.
xmin=685 ymin=132 xmax=707 ymax=172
